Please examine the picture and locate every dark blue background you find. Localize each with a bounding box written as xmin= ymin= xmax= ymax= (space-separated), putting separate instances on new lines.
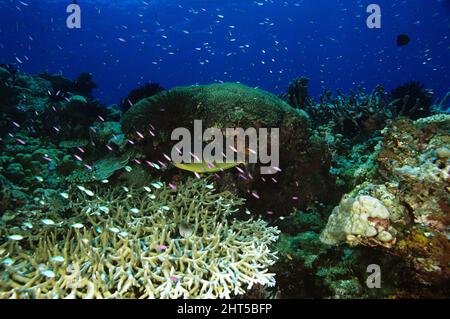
xmin=0 ymin=0 xmax=448 ymax=105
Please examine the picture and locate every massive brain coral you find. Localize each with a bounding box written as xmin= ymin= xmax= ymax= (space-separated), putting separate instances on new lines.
xmin=0 ymin=178 xmax=279 ymax=299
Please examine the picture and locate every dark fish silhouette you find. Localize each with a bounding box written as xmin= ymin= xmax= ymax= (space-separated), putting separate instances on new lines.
xmin=397 ymin=34 xmax=411 ymax=46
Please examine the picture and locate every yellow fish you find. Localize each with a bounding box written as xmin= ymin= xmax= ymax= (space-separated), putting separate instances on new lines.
xmin=173 ymin=162 xmax=244 ymax=174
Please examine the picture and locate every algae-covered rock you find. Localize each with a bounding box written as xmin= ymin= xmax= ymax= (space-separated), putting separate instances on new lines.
xmin=122 ymin=83 xmax=338 ymax=216
xmin=376 ymin=115 xmax=450 ymax=285
xmin=379 ymin=116 xmax=449 ymax=222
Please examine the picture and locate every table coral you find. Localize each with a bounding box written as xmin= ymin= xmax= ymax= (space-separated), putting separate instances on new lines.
xmin=0 ymin=178 xmax=279 ymax=299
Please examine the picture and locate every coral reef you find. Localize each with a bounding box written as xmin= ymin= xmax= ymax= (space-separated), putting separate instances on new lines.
xmin=0 ymin=178 xmax=279 ymax=299
xmin=320 ymin=193 xmax=397 ymax=248
xmin=0 ymin=69 xmax=120 ymax=143
xmin=36 ymin=94 xmax=119 ymax=142
xmin=0 ymin=67 xmax=49 ymax=136
xmin=272 ymin=206 xmax=416 ymax=299
xmin=0 ymin=67 xmax=19 ymax=110
xmin=281 ymin=78 xmax=393 ymax=139
xmin=320 ymin=114 xmax=450 ymax=289
xmin=312 ymin=85 xmax=391 ymax=138
xmin=432 ymin=91 xmax=449 ymax=113
xmin=0 ymin=132 xmax=78 ymax=218
xmin=66 ymin=153 xmax=130 ymax=184
xmin=281 ymin=76 xmax=312 ymax=109
xmin=119 ymin=82 xmax=165 ymax=112
xmin=390 ymin=82 xmax=434 ymax=119
xmin=122 ymin=83 xmax=339 ymax=217
xmin=39 ymin=72 xmax=98 ymax=98
xmin=72 ymin=73 xmax=98 ymax=98
xmin=1 ymin=68 xmax=449 ymax=299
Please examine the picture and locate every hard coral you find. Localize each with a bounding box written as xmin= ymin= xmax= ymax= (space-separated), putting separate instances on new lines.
xmin=0 ymin=178 xmax=279 ymax=299
xmin=378 ymin=115 xmax=450 ymax=223
xmin=73 ymin=73 xmax=98 ymax=98
xmin=321 ymin=114 xmax=450 ymax=287
xmin=37 ymin=95 xmax=111 ymax=141
xmin=390 ymin=82 xmax=434 ymax=119
xmin=39 ymin=72 xmax=98 ymax=98
xmin=320 ymin=193 xmax=398 ymax=248
xmin=122 ymin=83 xmax=338 ymax=217
xmin=281 ymin=76 xmax=312 ymax=109
xmin=120 ymin=82 xmax=165 ymax=112
xmin=317 ymin=85 xmax=390 ymax=137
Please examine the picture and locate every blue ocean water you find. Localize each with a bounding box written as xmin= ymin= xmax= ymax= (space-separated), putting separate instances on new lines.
xmin=0 ymin=0 xmax=449 ymax=105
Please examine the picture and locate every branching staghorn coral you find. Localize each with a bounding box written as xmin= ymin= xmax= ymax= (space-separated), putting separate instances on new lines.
xmin=0 ymin=178 xmax=279 ymax=299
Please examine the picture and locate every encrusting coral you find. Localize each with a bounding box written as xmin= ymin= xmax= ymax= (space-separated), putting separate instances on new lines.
xmin=0 ymin=178 xmax=279 ymax=299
